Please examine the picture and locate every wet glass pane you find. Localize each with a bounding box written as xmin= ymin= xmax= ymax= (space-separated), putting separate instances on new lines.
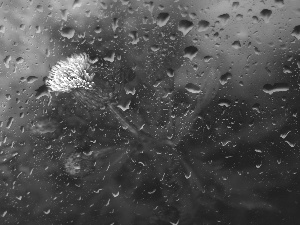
xmin=0 ymin=0 xmax=300 ymax=224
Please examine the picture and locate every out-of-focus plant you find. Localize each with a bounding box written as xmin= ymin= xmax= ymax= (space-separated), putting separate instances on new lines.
xmin=44 ymin=51 xmax=218 ymax=223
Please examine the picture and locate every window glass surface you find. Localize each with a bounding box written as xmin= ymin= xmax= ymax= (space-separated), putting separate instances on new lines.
xmin=1 ymin=0 xmax=300 ymax=224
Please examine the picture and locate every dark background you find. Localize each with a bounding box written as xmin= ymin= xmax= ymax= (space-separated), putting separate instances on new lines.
xmin=1 ymin=0 xmax=300 ymax=224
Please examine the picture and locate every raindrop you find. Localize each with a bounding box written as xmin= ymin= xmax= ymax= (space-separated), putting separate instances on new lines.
xmin=260 ymin=9 xmax=272 ymax=23
xmin=61 ymin=9 xmax=68 ymax=21
xmin=43 ymin=209 xmax=50 ymax=214
xmin=232 ymin=41 xmax=241 ymax=49
xmin=220 ymin=72 xmax=232 ymax=85
xmin=236 ymin=14 xmax=243 ymax=20
xmin=112 ymin=191 xmax=119 ymax=197
xmin=27 ymin=76 xmax=38 ymax=84
xmin=94 ymin=26 xmax=102 ymax=34
xmin=218 ymin=99 xmax=231 ymax=107
xmin=20 ymin=24 xmax=25 ymax=30
xmin=60 ymin=27 xmax=75 ymax=39
xmin=3 ymin=55 xmax=11 ymax=68
xmin=285 ymin=141 xmax=295 ymax=148
xmin=36 ymin=4 xmax=43 ymax=12
xmin=252 ymin=16 xmax=259 ymax=23
xmin=274 ymin=0 xmax=284 ymax=8
xmin=292 ymin=25 xmax=300 ymax=40
xmin=104 ymin=51 xmax=115 ymax=62
xmin=178 ymin=20 xmax=194 ymax=36
xmin=218 ymin=13 xmax=230 ymax=25
xmin=112 ymin=18 xmax=119 ymax=32
xmin=232 ymin=2 xmax=239 ymax=9
xmin=183 ymin=46 xmax=198 ymax=61
xmin=263 ymin=83 xmax=289 ymax=95
xmin=73 ymin=0 xmax=81 ymax=9
xmin=184 ymin=171 xmax=192 ymax=179
xmin=157 ymin=12 xmax=170 ymax=27
xmin=280 ymin=130 xmax=290 ymax=139
xmin=0 ymin=25 xmax=5 ymax=33
xmin=185 ymin=83 xmax=201 ymax=93
xmin=5 ymin=94 xmax=11 ymax=100
xmin=16 ymin=57 xmax=24 ymax=64
xmin=1 ymin=211 xmax=7 ymax=217
xmin=150 ymin=44 xmax=160 ymax=52
xmin=129 ymin=31 xmax=139 ymax=44
xmin=166 ymin=68 xmax=174 ymax=77
xmin=197 ymin=20 xmax=210 ymax=32
xmin=6 ymin=117 xmax=14 ymax=129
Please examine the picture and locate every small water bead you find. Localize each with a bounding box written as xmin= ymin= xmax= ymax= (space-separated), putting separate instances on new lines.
xmin=197 ymin=20 xmax=210 ymax=32
xmin=183 ymin=46 xmax=198 ymax=61
xmin=178 ymin=20 xmax=194 ymax=36
xmin=260 ymin=9 xmax=272 ymax=23
xmin=157 ymin=12 xmax=170 ymax=27
xmin=60 ymin=27 xmax=75 ymax=39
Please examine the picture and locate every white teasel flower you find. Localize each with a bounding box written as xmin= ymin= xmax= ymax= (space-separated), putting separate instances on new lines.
xmin=46 ymin=53 xmax=97 ymax=93
xmin=45 ymin=52 xmax=140 ymax=137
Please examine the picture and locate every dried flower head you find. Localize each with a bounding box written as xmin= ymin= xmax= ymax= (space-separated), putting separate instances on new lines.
xmin=64 ymin=152 xmax=95 ymax=177
xmin=46 ymin=53 xmax=96 ymax=93
xmin=46 ymin=53 xmax=116 ymax=109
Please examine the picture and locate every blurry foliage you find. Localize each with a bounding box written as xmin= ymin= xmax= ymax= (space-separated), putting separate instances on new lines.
xmin=1 ymin=0 xmax=300 ymax=225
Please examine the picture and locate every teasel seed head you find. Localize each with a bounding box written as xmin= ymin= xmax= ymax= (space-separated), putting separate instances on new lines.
xmin=46 ymin=53 xmax=96 ymax=93
xmin=64 ymin=152 xmax=95 ymax=177
xmin=46 ymin=53 xmax=116 ymax=110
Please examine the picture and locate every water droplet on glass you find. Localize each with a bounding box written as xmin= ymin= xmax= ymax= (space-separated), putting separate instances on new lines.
xmin=6 ymin=117 xmax=14 ymax=129
xmin=292 ymin=25 xmax=300 ymax=40
xmin=166 ymin=68 xmax=174 ymax=77
xmin=263 ymin=83 xmax=289 ymax=95
xmin=16 ymin=57 xmax=24 ymax=64
xmin=218 ymin=13 xmax=230 ymax=26
xmin=1 ymin=211 xmax=7 ymax=218
xmin=94 ymin=26 xmax=102 ymax=34
xmin=150 ymin=44 xmax=160 ymax=52
xmin=260 ymin=9 xmax=272 ymax=23
xmin=220 ymin=72 xmax=232 ymax=85
xmin=178 ymin=20 xmax=194 ymax=36
xmin=61 ymin=9 xmax=68 ymax=21
xmin=252 ymin=16 xmax=259 ymax=23
xmin=43 ymin=209 xmax=50 ymax=214
xmin=27 ymin=76 xmax=38 ymax=84
xmin=157 ymin=12 xmax=170 ymax=27
xmin=5 ymin=94 xmax=11 ymax=100
xmin=185 ymin=83 xmax=201 ymax=94
xmin=112 ymin=18 xmax=119 ymax=32
xmin=232 ymin=40 xmax=241 ymax=49
xmin=103 ymin=51 xmax=115 ymax=62
xmin=183 ymin=46 xmax=198 ymax=61
xmin=112 ymin=191 xmax=119 ymax=197
xmin=36 ymin=4 xmax=43 ymax=12
xmin=197 ymin=20 xmax=210 ymax=32
xmin=73 ymin=0 xmax=81 ymax=9
xmin=0 ymin=25 xmax=5 ymax=33
xmin=274 ymin=0 xmax=284 ymax=8
xmin=60 ymin=27 xmax=75 ymax=39
xmin=20 ymin=24 xmax=25 ymax=30
xmin=218 ymin=99 xmax=231 ymax=107
xmin=3 ymin=55 xmax=11 ymax=68
xmin=236 ymin=14 xmax=243 ymax=20
xmin=232 ymin=1 xmax=239 ymax=9
xmin=129 ymin=31 xmax=139 ymax=44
